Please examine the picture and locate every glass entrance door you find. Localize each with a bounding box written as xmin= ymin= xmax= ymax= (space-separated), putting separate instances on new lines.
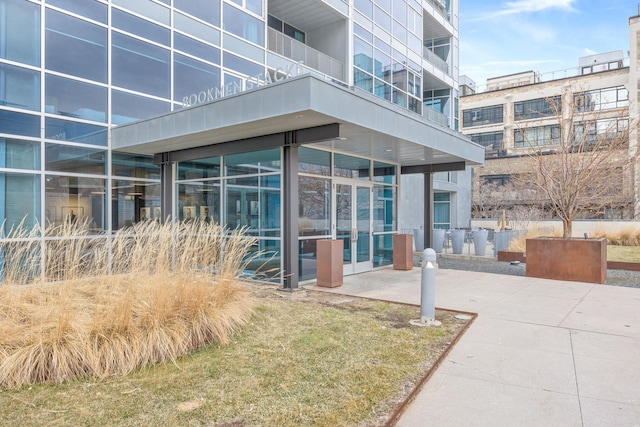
xmin=335 ymin=181 xmax=372 ymax=275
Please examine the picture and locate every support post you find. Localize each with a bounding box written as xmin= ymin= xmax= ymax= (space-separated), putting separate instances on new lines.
xmin=423 ymin=172 xmax=434 ymax=251
xmin=282 ymin=137 xmax=299 ymax=290
xmin=159 ymin=154 xmax=173 ymax=223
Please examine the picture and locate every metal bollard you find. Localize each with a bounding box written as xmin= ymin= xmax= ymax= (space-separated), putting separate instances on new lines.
xmin=410 ymin=248 xmax=441 ymax=327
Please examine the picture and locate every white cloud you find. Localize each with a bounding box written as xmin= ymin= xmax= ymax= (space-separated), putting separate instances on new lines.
xmin=471 ymin=0 xmax=577 ymax=21
xmin=500 ymin=0 xmax=576 ymax=15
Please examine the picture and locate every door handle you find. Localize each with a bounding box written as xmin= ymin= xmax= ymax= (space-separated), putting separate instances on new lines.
xmin=352 ymin=228 xmax=357 ymax=242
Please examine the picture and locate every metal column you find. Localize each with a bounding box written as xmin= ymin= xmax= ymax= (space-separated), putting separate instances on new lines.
xmin=282 ymin=136 xmax=299 ymax=290
xmin=423 ymin=172 xmax=434 ymax=250
xmin=159 ymin=153 xmax=173 ymax=223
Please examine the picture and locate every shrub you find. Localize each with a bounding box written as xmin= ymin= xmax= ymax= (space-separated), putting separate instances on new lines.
xmin=0 ymin=220 xmax=257 ymax=388
xmin=593 ymin=224 xmax=640 ymax=246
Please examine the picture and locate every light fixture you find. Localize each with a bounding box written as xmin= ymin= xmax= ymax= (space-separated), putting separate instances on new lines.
xmin=385 ymin=149 xmax=393 ymax=152
xmin=336 ymin=137 xmax=347 ymax=141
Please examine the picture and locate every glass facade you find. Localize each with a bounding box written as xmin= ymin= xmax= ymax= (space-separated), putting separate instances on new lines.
xmin=0 ymin=0 xmax=459 ymax=283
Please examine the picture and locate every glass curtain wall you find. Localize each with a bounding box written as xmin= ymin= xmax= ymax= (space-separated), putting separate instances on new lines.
xmin=176 ymin=148 xmax=281 ymax=282
xmin=298 ymin=148 xmax=398 ymax=280
xmin=353 ymin=0 xmax=423 ymax=114
xmin=298 ymin=147 xmax=331 ymax=281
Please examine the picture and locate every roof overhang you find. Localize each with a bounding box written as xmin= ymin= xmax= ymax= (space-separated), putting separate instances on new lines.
xmin=111 ymin=74 xmax=484 ymax=170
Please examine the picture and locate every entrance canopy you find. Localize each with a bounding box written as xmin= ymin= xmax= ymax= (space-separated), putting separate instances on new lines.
xmin=111 ymin=74 xmax=484 ymax=169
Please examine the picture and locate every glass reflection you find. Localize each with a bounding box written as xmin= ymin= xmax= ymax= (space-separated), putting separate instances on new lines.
xmin=45 ymin=9 xmax=107 ymax=83
xmin=45 ymin=175 xmax=105 ymax=232
xmin=0 ymin=172 xmax=40 ymax=231
xmin=112 ymin=180 xmax=161 ymax=229
xmin=177 ymin=181 xmax=221 ymax=224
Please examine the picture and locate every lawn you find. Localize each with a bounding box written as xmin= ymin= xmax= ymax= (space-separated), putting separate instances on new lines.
xmin=607 ymin=245 xmax=640 ymax=262
xmin=0 ymin=287 xmax=471 ymax=427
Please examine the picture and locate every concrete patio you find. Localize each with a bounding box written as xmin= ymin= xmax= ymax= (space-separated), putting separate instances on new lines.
xmin=306 ymin=266 xmax=640 ymax=426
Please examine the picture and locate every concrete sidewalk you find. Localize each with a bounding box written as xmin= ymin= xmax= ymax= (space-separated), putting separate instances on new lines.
xmin=306 ymin=267 xmax=640 ymax=426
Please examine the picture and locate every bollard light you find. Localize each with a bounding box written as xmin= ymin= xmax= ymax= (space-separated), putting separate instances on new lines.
xmin=410 ymin=248 xmax=442 ymax=327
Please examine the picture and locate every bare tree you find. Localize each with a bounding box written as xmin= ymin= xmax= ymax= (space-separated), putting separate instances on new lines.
xmin=517 ymin=85 xmax=633 ymax=237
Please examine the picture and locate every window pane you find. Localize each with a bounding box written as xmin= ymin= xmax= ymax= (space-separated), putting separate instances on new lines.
xmin=0 ymin=110 xmax=39 ymax=137
xmin=45 ymin=9 xmax=107 ymax=82
xmin=299 ymin=176 xmax=330 ymax=235
xmin=112 ymin=180 xmax=161 ymax=229
xmin=174 ymin=33 xmax=220 ymax=64
xmin=223 ymin=4 xmax=265 ymax=46
xmin=112 ymin=8 xmax=170 ymax=45
xmin=45 ymin=117 xmax=108 ymax=146
xmin=354 ymin=37 xmax=373 ymax=73
xmin=0 ymin=172 xmax=40 ymax=230
xmin=223 ymin=52 xmax=263 ymax=77
xmin=334 ymin=153 xmax=370 ymax=179
xmin=354 ymin=69 xmax=373 ymax=92
xmin=0 ymin=0 xmax=40 ymax=66
xmin=45 ymin=175 xmax=105 ymax=230
xmin=373 ymin=184 xmax=395 ymax=231
xmin=112 ymin=0 xmax=170 ymax=25
xmin=0 ymin=63 xmax=40 ymax=111
xmin=174 ymin=12 xmax=221 ymax=45
xmin=177 ymin=181 xmax=221 ymax=223
xmin=373 ymin=161 xmax=396 ymax=184
xmin=45 ymin=74 xmax=107 ymax=123
xmin=45 ymin=143 xmax=106 ymax=174
xmin=354 ymin=0 xmax=373 ymax=19
xmin=112 ymin=32 xmax=170 ymax=98
xmin=174 ymin=0 xmax=220 ymax=26
xmin=225 ymin=149 xmax=280 ymax=176
xmin=46 ymin=0 xmax=107 ymax=24
xmin=246 ymin=0 xmax=262 ymax=15
xmin=112 ymin=153 xmax=160 ymax=179
xmin=299 ymin=147 xmax=330 ymax=176
xmin=111 ymin=90 xmax=171 ymax=125
xmin=177 ymin=157 xmax=221 ymax=180
xmin=174 ymin=54 xmax=221 ymax=103
xmin=0 ymin=138 xmax=39 ymax=170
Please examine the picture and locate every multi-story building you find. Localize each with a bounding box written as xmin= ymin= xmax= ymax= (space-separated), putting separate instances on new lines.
xmin=460 ymin=14 xmax=640 ymax=224
xmin=0 ymin=0 xmax=482 ymax=288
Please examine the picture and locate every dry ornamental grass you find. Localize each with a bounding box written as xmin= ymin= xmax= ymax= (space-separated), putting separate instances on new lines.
xmin=0 ymin=220 xmax=257 ymax=389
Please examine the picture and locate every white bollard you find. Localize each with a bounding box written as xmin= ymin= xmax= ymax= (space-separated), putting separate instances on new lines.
xmin=410 ymin=248 xmax=441 ymax=327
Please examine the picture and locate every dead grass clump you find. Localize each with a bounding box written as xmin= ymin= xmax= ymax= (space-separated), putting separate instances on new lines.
xmin=593 ymin=224 xmax=640 ymax=246
xmin=507 ymin=228 xmax=562 ymax=252
xmin=0 ymin=220 xmax=257 ymax=389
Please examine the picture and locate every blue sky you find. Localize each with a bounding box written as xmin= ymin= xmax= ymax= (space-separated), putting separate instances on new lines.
xmin=459 ymin=0 xmax=636 ymax=88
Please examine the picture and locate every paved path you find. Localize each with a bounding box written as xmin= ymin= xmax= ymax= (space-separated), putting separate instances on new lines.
xmin=306 ymin=267 xmax=640 ymax=426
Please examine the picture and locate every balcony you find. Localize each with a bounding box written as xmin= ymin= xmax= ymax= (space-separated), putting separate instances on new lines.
xmin=426 ymin=0 xmax=451 ymax=22
xmin=268 ymin=28 xmax=343 ymax=81
xmin=423 ymin=47 xmax=450 ymax=75
xmin=423 ymin=106 xmax=449 ymax=127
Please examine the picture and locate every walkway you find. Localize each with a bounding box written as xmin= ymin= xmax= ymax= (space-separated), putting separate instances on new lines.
xmin=306 ymin=266 xmax=640 ymax=426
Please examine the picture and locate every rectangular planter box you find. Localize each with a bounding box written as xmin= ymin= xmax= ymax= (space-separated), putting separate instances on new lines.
xmin=316 ymin=239 xmax=343 ymax=288
xmin=497 ymin=250 xmax=526 ymax=263
xmin=526 ymin=237 xmax=606 ymax=284
xmin=393 ymin=234 xmax=414 ymax=271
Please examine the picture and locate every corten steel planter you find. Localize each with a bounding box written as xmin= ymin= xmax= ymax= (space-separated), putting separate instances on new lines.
xmin=498 ymin=250 xmax=526 ymax=263
xmin=393 ymin=234 xmax=414 ymax=270
xmin=526 ymin=237 xmax=606 ymax=284
xmin=316 ymin=239 xmax=343 ymax=288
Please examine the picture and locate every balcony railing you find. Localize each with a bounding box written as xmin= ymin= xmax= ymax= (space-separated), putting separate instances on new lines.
xmin=423 ymin=106 xmax=449 ymax=127
xmin=426 ymin=0 xmax=451 ymax=21
xmin=423 ymin=47 xmax=450 ymax=75
xmin=268 ymin=28 xmax=344 ymax=82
